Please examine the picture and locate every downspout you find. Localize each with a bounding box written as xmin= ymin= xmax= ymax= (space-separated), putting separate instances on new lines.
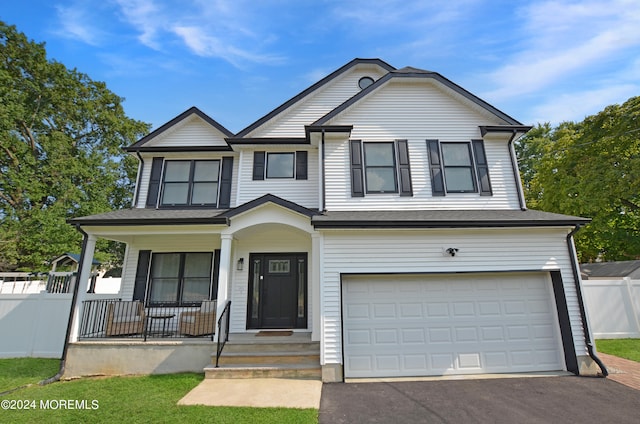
xmin=40 ymin=225 xmax=89 ymax=385
xmin=567 ymin=225 xmax=608 ymax=377
xmin=321 ymin=129 xmax=326 ymax=212
xmin=507 ymin=130 xmax=527 ymax=211
xmin=133 ymin=152 xmax=144 ymax=208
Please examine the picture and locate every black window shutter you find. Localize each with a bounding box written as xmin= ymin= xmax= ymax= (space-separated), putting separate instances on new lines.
xmin=427 ymin=140 xmax=445 ymax=196
xmin=349 ymin=140 xmax=364 ymax=197
xmin=219 ymin=157 xmax=233 ymax=208
xmin=472 ymin=140 xmax=492 ymax=196
xmin=146 ymin=157 xmax=164 ymax=207
xmin=253 ymin=151 xmax=265 ymax=180
xmin=212 ymin=249 xmax=221 ymax=300
xmin=133 ymin=250 xmax=151 ymax=302
xmin=295 ymin=151 xmax=308 ymax=180
xmin=396 ymin=140 xmax=413 ymax=196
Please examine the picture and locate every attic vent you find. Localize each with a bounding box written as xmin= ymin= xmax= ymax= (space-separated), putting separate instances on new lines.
xmin=358 ymin=76 xmax=374 ymax=90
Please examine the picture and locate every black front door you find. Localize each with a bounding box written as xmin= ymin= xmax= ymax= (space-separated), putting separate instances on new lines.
xmin=247 ymin=253 xmax=307 ymax=329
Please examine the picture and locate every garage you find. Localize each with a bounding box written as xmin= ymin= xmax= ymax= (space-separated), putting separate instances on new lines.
xmin=342 ymin=272 xmax=565 ymax=378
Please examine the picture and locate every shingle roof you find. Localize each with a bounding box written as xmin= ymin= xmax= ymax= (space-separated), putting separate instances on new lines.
xmin=312 ymin=209 xmax=590 ymax=228
xmin=580 ymin=260 xmax=640 ymax=278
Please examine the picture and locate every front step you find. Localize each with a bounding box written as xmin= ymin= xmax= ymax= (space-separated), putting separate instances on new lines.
xmin=205 ymin=334 xmax=321 ymax=380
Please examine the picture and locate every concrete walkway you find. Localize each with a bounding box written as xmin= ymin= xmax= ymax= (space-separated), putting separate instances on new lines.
xmin=599 ymin=352 xmax=640 ymax=390
xmin=178 ymin=378 xmax=322 ymax=409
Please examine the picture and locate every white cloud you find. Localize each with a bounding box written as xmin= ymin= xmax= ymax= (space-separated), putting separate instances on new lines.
xmin=54 ymin=4 xmax=103 ymax=45
xmin=484 ymin=0 xmax=640 ymax=101
xmin=113 ymin=0 xmax=163 ymax=49
xmin=526 ymin=84 xmax=638 ymax=125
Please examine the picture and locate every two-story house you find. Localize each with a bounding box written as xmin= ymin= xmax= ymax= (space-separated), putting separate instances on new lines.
xmin=67 ymin=58 xmax=604 ymax=382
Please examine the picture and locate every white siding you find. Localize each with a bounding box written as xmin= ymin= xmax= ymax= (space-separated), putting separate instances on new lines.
xmin=319 ymin=227 xmax=586 ymax=365
xmin=135 ymin=152 xmax=239 ymax=208
xmin=248 ymin=65 xmax=388 ymax=138
xmin=144 ymin=115 xmax=230 ymax=149
xmin=236 ymin=148 xmax=320 ymax=209
xmin=324 ymin=79 xmax=520 ymax=210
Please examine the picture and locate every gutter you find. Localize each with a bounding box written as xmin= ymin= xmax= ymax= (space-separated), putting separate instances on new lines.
xmin=40 ymin=225 xmax=89 ymax=385
xmin=321 ymin=129 xmax=326 ymax=212
xmin=507 ymin=129 xmax=527 ymax=211
xmin=566 ymin=225 xmax=608 ymax=377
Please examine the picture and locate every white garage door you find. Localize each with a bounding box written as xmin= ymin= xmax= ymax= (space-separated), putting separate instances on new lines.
xmin=342 ymin=272 xmax=565 ymax=378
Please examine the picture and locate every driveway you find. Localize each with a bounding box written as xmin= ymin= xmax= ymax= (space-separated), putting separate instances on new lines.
xmin=319 ymin=376 xmax=640 ymax=424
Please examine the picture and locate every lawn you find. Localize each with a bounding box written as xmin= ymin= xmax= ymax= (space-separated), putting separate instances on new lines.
xmin=0 ymin=358 xmax=318 ymax=424
xmin=596 ymin=339 xmax=640 ymax=363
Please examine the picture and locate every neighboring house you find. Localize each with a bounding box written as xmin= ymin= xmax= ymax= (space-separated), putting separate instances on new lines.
xmin=581 ymin=260 xmax=640 ymax=280
xmin=50 ymin=253 xmax=101 ymax=273
xmin=68 ymin=58 xmax=603 ymax=381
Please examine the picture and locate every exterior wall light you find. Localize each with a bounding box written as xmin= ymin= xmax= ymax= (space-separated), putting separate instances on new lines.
xmin=237 ymin=258 xmax=244 ymax=271
xmin=446 ymin=248 xmax=459 ymax=257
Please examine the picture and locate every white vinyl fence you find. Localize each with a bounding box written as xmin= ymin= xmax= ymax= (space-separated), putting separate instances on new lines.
xmin=583 ymin=278 xmax=640 ymax=339
xmin=0 ymin=293 xmax=119 ymax=358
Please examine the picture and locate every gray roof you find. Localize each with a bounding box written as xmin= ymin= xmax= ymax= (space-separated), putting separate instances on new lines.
xmin=312 ymin=209 xmax=590 ymax=228
xmin=580 ymin=260 xmax=640 ymax=278
xmin=70 ymin=204 xmax=589 ymax=230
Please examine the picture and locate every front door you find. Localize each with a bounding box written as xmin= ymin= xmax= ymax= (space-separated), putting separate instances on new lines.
xmin=247 ymin=253 xmax=307 ymax=329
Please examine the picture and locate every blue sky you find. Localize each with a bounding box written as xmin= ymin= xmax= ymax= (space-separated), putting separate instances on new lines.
xmin=3 ymin=0 xmax=639 ymax=133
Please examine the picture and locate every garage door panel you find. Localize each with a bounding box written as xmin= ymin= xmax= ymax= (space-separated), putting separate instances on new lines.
xmin=343 ymin=273 xmax=564 ymax=378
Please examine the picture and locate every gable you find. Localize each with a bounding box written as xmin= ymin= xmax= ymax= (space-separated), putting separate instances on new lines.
xmin=321 ymin=78 xmax=511 ymax=134
xmin=139 ymin=114 xmax=231 ymax=150
xmin=240 ymin=60 xmax=393 ymax=139
xmin=126 ymin=107 xmax=233 ymax=152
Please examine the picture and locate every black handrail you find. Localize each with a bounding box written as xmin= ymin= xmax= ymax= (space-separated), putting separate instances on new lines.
xmin=215 ymin=300 xmax=231 ymax=367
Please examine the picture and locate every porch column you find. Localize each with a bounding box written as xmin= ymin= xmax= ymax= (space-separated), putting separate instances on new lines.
xmin=69 ymin=233 xmax=97 ymax=343
xmin=215 ymin=234 xmax=233 ymax=342
xmin=311 ymin=233 xmax=322 ymax=342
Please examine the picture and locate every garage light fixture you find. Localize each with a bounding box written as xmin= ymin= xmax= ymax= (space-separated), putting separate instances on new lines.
xmin=446 ymin=248 xmax=459 ymax=257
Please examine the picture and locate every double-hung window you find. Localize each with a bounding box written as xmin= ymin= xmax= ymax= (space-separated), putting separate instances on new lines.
xmin=160 ymin=160 xmax=220 ymax=207
xmin=427 ymin=139 xmax=492 ymax=196
xmin=148 ymin=252 xmax=213 ymax=306
xmin=349 ymin=139 xmax=412 ymax=197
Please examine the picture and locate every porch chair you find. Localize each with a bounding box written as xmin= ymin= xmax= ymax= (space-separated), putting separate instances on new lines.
xmin=178 ymin=300 xmax=217 ymax=336
xmin=105 ymin=301 xmax=146 ymax=336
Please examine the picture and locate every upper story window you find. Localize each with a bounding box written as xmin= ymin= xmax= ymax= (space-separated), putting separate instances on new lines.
xmin=144 ymin=157 xmax=233 ymax=209
xmin=160 ymin=160 xmax=220 ymax=206
xmin=253 ymin=151 xmax=308 ymax=180
xmin=363 ymin=142 xmax=397 ymax=193
xmin=427 ymin=139 xmax=492 ymax=196
xmin=349 ymin=140 xmax=412 ymax=197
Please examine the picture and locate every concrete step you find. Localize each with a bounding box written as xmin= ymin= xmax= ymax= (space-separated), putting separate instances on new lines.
xmin=218 ymin=351 xmax=320 ymax=366
xmin=204 ymin=363 xmax=321 ymax=380
xmin=222 ymin=341 xmax=320 ymax=354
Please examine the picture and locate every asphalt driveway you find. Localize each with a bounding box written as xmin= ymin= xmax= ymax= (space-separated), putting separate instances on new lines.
xmin=319 ymin=376 xmax=640 ymax=424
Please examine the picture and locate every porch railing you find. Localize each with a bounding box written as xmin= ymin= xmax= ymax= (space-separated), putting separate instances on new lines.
xmin=78 ymin=299 xmax=217 ymax=340
xmin=215 ymin=300 xmax=231 ymax=367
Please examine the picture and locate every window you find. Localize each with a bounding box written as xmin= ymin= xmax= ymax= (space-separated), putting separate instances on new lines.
xmin=349 ymin=140 xmax=412 ymax=197
xmin=253 ymin=151 xmax=307 ymax=180
xmin=441 ymin=143 xmax=476 ymax=192
xmin=160 ymin=160 xmax=220 ymax=206
xmin=267 ymin=153 xmax=294 ymax=178
xmin=148 ymin=252 xmax=213 ymax=306
xmin=427 ymin=139 xmax=492 ymax=196
xmin=364 ymin=142 xmax=397 ymax=193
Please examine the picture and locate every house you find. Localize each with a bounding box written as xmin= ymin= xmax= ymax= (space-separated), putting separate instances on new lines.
xmin=50 ymin=253 xmax=101 ymax=273
xmin=66 ymin=58 xmax=604 ymax=381
xmin=581 ymin=260 xmax=640 ymax=280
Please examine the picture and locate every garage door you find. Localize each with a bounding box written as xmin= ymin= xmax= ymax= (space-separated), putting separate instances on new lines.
xmin=342 ymin=272 xmax=565 ymax=378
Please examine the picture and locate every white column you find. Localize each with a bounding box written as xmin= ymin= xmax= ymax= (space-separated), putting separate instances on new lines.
xmin=214 ymin=234 xmax=233 ymax=342
xmin=311 ymin=232 xmax=322 ymax=342
xmin=69 ymin=234 xmax=97 ymax=343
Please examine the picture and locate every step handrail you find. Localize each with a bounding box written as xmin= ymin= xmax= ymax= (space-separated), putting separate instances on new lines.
xmin=215 ymin=300 xmax=231 ymax=367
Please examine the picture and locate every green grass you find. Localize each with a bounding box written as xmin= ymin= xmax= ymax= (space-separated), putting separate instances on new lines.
xmin=596 ymin=338 xmax=640 ymax=362
xmin=0 ymin=358 xmax=60 ymax=392
xmin=0 ymin=360 xmax=318 ymax=423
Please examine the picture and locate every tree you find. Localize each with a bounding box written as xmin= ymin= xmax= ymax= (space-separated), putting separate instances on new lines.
xmin=515 ymin=97 xmax=640 ymax=262
xmin=0 ymin=22 xmax=149 ymax=271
